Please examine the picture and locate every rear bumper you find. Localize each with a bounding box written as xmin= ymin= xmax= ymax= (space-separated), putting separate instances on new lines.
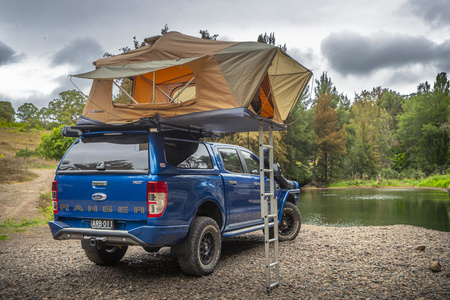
xmin=48 ymin=221 xmax=189 ymax=247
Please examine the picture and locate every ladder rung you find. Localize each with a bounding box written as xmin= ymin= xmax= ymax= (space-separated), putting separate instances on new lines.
xmin=263 ymin=169 xmax=273 ymax=173
xmin=264 ymin=193 xmax=274 ymax=197
xmin=269 ymin=281 xmax=279 ymax=288
xmin=269 ymin=262 xmax=278 ymax=267
xmin=262 ymin=144 xmax=273 ymax=149
xmin=267 ymin=214 xmax=277 ymax=218
xmin=268 ymin=238 xmax=278 ymax=243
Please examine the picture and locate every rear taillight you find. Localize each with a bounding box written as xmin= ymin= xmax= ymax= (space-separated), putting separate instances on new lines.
xmin=147 ymin=181 xmax=168 ymax=218
xmin=52 ymin=181 xmax=58 ymax=214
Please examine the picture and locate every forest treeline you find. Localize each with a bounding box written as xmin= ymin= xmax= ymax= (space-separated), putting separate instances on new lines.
xmin=0 ymin=27 xmax=448 ymax=185
xmin=282 ymin=71 xmax=449 ymax=185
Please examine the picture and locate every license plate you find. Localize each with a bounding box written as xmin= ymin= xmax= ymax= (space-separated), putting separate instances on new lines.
xmin=90 ymin=219 xmax=115 ymax=229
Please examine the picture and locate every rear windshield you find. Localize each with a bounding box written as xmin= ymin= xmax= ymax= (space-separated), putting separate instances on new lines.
xmin=58 ymin=134 xmax=149 ymax=174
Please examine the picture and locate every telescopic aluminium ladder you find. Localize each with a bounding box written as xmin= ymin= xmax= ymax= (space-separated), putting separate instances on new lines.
xmin=258 ymin=122 xmax=279 ymax=292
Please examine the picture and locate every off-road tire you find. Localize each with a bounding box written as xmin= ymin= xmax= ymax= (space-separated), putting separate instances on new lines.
xmin=81 ymin=240 xmax=128 ymax=265
xmin=178 ymin=216 xmax=221 ymax=276
xmin=278 ymin=202 xmax=301 ymax=241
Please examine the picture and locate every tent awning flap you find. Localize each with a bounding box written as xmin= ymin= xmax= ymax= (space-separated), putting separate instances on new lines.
xmin=73 ymin=56 xmax=204 ymax=79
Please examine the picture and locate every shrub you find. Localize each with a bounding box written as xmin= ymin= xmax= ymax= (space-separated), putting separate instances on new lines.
xmin=380 ymin=167 xmax=399 ymax=179
xmin=0 ymin=155 xmax=33 ymax=183
xmin=16 ymin=147 xmax=41 ymax=158
xmin=420 ymin=174 xmax=450 ymax=188
xmin=400 ymin=168 xmax=426 ymax=180
xmin=39 ymin=125 xmax=76 ymax=159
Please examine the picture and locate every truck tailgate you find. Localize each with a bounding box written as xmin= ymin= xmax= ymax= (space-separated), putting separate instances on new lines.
xmin=56 ymin=174 xmax=148 ymax=221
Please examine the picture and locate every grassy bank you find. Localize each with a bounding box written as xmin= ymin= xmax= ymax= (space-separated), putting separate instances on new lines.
xmin=326 ymin=174 xmax=450 ymax=189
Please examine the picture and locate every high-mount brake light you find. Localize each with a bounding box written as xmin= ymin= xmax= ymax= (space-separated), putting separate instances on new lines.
xmin=147 ymin=181 xmax=168 ymax=218
xmin=52 ymin=181 xmax=58 ymax=214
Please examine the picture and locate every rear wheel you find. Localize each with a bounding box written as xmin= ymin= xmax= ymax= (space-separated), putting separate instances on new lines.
xmin=81 ymin=240 xmax=128 ymax=265
xmin=178 ymin=216 xmax=221 ymax=276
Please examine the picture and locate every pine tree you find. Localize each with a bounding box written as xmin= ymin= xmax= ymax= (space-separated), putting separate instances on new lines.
xmin=312 ymin=93 xmax=347 ymax=183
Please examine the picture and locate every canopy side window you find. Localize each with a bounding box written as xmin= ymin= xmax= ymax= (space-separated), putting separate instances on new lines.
xmin=112 ymin=65 xmax=196 ymax=105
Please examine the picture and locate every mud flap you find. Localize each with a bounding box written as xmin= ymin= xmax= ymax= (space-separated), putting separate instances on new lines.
xmin=169 ymin=225 xmax=193 ymax=258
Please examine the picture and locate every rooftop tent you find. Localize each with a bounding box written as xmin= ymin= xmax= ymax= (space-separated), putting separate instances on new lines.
xmin=73 ymin=31 xmax=312 ymax=133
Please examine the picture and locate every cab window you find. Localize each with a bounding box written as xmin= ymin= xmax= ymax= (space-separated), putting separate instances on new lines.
xmin=241 ymin=151 xmax=259 ymax=174
xmin=218 ymin=148 xmax=243 ymax=173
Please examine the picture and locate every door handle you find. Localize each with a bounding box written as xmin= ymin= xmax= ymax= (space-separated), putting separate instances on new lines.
xmin=229 ymin=180 xmax=237 ymax=185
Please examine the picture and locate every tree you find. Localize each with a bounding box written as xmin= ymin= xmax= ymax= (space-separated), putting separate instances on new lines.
xmin=396 ymin=72 xmax=449 ymax=174
xmin=346 ymin=97 xmax=381 ymax=177
xmin=47 ymin=90 xmax=85 ymax=125
xmin=281 ymin=88 xmax=315 ymax=184
xmin=257 ymin=32 xmax=287 ymax=52
xmin=311 ymin=73 xmax=349 ymax=182
xmin=312 ymin=92 xmax=347 ymax=183
xmin=377 ymin=89 xmax=405 ymax=127
xmin=0 ymin=101 xmax=15 ymax=122
xmin=199 ymin=30 xmax=218 ymax=40
xmin=161 ymin=24 xmax=169 ymax=35
xmin=39 ymin=125 xmax=76 ymax=159
xmin=314 ymin=72 xmax=341 ymax=109
xmin=17 ymin=103 xmax=38 ymax=123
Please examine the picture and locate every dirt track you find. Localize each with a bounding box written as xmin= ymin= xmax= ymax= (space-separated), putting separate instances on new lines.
xmin=0 ymin=168 xmax=55 ymax=222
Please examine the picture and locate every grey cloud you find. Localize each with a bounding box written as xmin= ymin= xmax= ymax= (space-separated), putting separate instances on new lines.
xmin=0 ymin=91 xmax=53 ymax=110
xmin=321 ymin=31 xmax=450 ymax=75
xmin=387 ymin=70 xmax=422 ymax=86
xmin=52 ymin=37 xmax=104 ymax=73
xmin=405 ymin=0 xmax=450 ymax=28
xmin=0 ymin=41 xmax=23 ymax=66
xmin=289 ymin=47 xmax=318 ymax=72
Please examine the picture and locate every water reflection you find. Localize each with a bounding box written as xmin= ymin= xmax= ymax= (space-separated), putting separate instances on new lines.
xmin=298 ymin=188 xmax=450 ymax=232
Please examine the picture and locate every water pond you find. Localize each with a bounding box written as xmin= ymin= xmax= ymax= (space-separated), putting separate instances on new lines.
xmin=297 ymin=188 xmax=450 ymax=232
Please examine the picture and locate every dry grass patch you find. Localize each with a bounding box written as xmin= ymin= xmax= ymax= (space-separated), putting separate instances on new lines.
xmin=0 ymin=127 xmax=57 ymax=183
xmin=0 ymin=128 xmax=50 ymax=156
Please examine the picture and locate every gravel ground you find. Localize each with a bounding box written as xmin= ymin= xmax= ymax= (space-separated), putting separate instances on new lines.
xmin=0 ymin=224 xmax=449 ymax=299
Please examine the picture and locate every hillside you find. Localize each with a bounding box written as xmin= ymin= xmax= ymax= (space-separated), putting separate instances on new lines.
xmin=0 ymin=127 xmax=56 ymax=183
xmin=0 ymin=127 xmax=50 ymax=157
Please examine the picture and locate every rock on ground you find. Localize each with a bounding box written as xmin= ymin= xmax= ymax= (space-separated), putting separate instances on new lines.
xmin=0 ymin=224 xmax=449 ymax=299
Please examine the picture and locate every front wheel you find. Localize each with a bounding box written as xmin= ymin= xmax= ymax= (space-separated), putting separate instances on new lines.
xmin=178 ymin=216 xmax=221 ymax=276
xmin=278 ymin=202 xmax=302 ymax=241
xmin=81 ymin=240 xmax=128 ymax=265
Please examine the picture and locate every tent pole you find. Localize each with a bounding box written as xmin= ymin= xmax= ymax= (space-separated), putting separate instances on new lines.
xmin=171 ymin=76 xmax=195 ymax=103
xmin=139 ymin=75 xmax=174 ymax=102
xmin=152 ymin=72 xmax=156 ymax=103
xmin=113 ymin=80 xmax=138 ymax=104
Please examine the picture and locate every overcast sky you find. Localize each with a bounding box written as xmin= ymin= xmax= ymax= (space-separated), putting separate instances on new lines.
xmin=0 ymin=0 xmax=449 ymax=110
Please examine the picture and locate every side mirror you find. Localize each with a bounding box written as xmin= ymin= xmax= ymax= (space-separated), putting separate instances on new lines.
xmin=273 ymin=163 xmax=282 ymax=177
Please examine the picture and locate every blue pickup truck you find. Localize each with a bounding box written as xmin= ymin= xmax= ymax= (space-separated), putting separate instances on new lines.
xmin=48 ymin=130 xmax=301 ymax=276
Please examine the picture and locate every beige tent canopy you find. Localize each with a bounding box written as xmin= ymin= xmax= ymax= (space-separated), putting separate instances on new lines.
xmin=73 ymin=31 xmax=312 ymax=130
